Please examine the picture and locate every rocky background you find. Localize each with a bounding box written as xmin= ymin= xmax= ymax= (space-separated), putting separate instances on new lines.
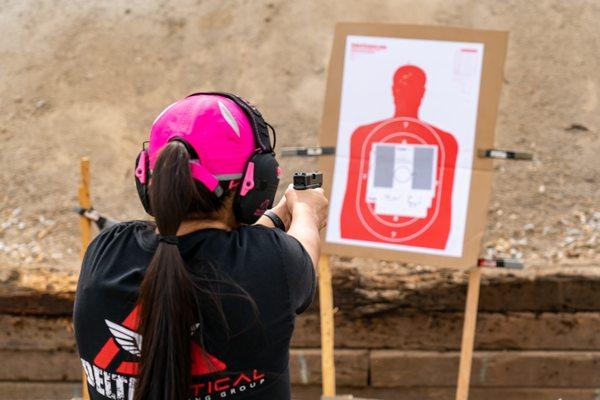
xmin=1 ymin=0 xmax=599 ymax=271
xmin=1 ymin=1 xmax=599 ymax=399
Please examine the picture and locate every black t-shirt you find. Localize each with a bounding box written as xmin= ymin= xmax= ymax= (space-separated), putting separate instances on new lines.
xmin=73 ymin=221 xmax=316 ymax=400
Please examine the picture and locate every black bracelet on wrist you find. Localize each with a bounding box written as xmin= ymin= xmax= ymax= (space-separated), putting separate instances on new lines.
xmin=263 ymin=210 xmax=286 ymax=231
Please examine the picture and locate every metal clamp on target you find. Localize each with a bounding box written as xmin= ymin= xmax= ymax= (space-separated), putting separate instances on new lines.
xmin=477 ymin=148 xmax=533 ymax=160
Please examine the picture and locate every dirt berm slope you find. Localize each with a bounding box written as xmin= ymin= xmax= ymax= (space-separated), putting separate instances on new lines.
xmin=0 ymin=0 xmax=598 ymax=273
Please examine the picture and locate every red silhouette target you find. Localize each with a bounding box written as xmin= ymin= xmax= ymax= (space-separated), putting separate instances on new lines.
xmin=340 ymin=65 xmax=458 ymax=249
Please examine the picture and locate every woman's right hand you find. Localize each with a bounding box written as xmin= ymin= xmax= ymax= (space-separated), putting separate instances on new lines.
xmin=284 ymin=184 xmax=329 ymax=231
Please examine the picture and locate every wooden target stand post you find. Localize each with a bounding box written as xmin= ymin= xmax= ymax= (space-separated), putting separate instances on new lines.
xmin=318 ymin=255 xmax=374 ymax=400
xmin=76 ymin=157 xmax=121 ymax=398
xmin=282 ymin=147 xmax=531 ymax=400
xmin=318 ymin=258 xmax=486 ymax=400
xmin=77 ymin=157 xmax=92 ymax=400
xmin=318 ymin=254 xmax=338 ymax=399
xmin=450 ymin=150 xmax=532 ymax=400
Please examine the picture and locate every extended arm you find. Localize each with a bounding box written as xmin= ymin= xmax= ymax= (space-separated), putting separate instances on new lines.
xmin=286 ymin=203 xmax=322 ymax=268
xmin=284 ymin=186 xmax=328 ymax=269
xmin=254 ymin=185 xmax=327 ymax=268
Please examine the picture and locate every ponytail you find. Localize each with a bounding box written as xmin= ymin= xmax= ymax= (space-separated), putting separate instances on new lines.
xmin=134 ymin=141 xmax=223 ymax=400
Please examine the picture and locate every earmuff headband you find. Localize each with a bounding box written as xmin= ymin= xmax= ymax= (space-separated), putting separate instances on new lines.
xmin=186 ymin=92 xmax=275 ymax=153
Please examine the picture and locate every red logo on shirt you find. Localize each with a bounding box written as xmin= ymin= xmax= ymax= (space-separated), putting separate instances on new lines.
xmin=93 ymin=305 xmax=227 ymax=376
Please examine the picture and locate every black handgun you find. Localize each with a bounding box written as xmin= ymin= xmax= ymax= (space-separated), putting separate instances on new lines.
xmin=293 ymin=172 xmax=323 ymax=190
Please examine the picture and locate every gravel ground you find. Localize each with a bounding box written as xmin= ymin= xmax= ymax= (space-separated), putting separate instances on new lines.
xmin=0 ymin=0 xmax=598 ymax=272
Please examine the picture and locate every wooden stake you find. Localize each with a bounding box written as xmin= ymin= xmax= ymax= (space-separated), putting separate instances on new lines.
xmin=455 ymin=266 xmax=482 ymax=400
xmin=319 ymin=254 xmax=336 ymax=398
xmin=78 ymin=157 xmax=92 ymax=258
xmin=78 ymin=157 xmax=92 ymax=400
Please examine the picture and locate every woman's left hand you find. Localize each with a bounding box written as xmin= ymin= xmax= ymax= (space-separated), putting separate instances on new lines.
xmin=253 ymin=194 xmax=292 ymax=231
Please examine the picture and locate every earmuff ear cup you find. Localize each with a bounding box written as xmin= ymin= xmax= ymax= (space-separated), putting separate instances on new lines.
xmin=134 ymin=151 xmax=153 ymax=215
xmin=234 ymin=152 xmax=280 ymax=224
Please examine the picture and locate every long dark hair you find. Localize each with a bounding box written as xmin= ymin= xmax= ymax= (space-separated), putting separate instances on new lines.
xmin=134 ymin=141 xmax=230 ymax=400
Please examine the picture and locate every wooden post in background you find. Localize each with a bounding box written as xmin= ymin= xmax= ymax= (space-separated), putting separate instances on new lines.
xmin=78 ymin=157 xmax=92 ymax=400
xmin=319 ymin=254 xmax=336 ymax=399
xmin=78 ymin=157 xmax=92 ymax=258
xmin=455 ymin=266 xmax=482 ymax=400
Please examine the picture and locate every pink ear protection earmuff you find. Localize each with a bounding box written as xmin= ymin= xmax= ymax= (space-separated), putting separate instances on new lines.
xmin=134 ymin=92 xmax=281 ymax=224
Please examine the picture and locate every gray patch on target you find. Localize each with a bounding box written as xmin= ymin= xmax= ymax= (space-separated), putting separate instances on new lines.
xmin=412 ymin=147 xmax=435 ymax=190
xmin=374 ymin=145 xmax=395 ymax=188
